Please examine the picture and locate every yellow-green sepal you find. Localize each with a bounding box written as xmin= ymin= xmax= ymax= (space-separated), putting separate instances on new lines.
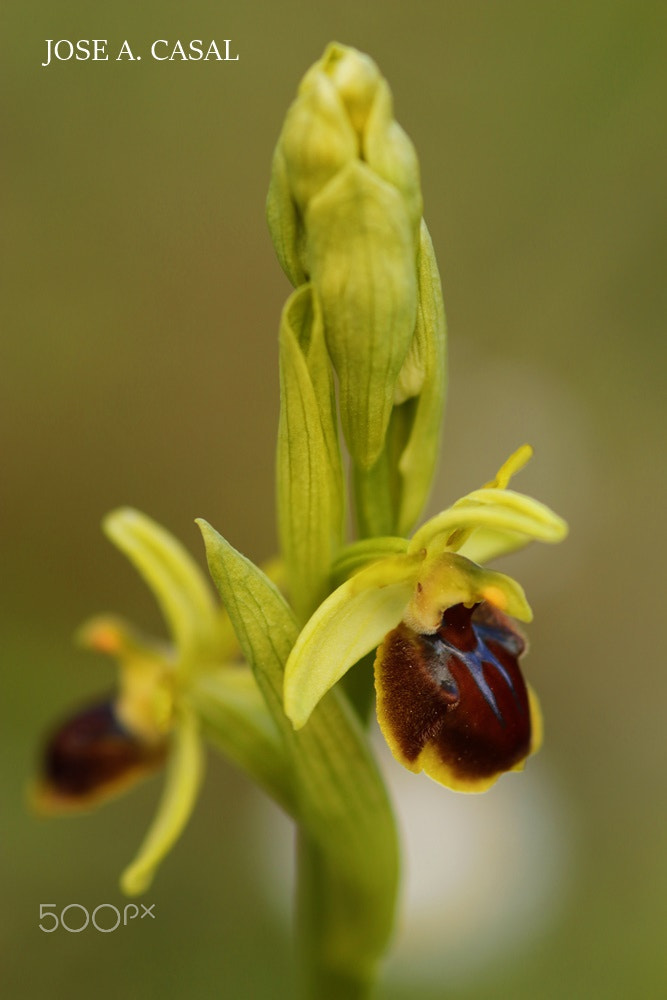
xmin=284 ymin=551 xmax=423 ymax=729
xmin=277 ymin=285 xmax=345 ymax=623
xmin=267 ymin=60 xmax=358 ymax=287
xmin=410 ymin=489 xmax=568 ymax=557
xmin=120 ymin=706 xmax=204 ymax=896
xmin=103 ymin=509 xmax=222 ymax=676
xmin=281 ymin=66 xmax=358 ymax=212
xmin=363 ymin=75 xmax=422 ymax=231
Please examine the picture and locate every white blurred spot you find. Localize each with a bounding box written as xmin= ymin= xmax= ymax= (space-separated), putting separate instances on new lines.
xmin=375 ymin=731 xmax=574 ymax=986
xmin=246 ymin=723 xmax=574 ymax=988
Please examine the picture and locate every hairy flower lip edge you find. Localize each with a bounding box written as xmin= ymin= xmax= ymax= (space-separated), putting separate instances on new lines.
xmin=374 ymin=602 xmax=544 ymax=792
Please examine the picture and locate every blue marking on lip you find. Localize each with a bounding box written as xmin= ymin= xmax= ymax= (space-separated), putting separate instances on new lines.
xmin=422 ymin=634 xmax=459 ymax=698
xmin=434 ymin=624 xmax=521 ymax=725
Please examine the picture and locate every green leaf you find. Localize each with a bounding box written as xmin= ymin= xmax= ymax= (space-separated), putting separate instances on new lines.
xmin=121 ymin=707 xmax=204 ymax=896
xmin=277 ymin=286 xmax=345 ymax=622
xmin=197 ymin=519 xmax=400 ymax=989
xmin=196 ymin=520 xmax=297 ymax=718
xmin=103 ymin=508 xmax=220 ymax=674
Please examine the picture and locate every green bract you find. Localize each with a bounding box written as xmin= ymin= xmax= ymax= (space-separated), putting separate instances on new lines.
xmin=197 ymin=520 xmax=398 ymax=987
xmin=277 ymin=285 xmax=345 ymax=623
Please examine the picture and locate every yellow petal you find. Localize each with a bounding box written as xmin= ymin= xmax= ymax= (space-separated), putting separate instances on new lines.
xmin=484 ymin=444 xmax=533 ymax=489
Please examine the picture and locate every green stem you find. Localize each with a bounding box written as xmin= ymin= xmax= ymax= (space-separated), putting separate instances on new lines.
xmin=296 ymin=832 xmax=375 ymax=1000
xmin=353 ymin=450 xmax=396 ymax=540
xmin=352 ymin=401 xmax=414 ymax=540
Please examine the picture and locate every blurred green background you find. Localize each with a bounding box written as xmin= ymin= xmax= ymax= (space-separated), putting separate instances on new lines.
xmin=3 ymin=2 xmax=666 ymax=997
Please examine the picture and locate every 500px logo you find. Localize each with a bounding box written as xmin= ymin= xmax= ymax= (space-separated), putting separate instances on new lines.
xmin=39 ymin=902 xmax=155 ymax=933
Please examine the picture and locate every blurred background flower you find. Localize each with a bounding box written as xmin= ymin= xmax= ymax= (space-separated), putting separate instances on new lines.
xmin=3 ymin=2 xmax=666 ymax=998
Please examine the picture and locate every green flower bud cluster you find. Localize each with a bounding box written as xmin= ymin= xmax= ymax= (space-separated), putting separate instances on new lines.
xmin=269 ymin=42 xmax=447 ymax=585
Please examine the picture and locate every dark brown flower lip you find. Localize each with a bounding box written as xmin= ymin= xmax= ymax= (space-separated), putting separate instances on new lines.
xmin=375 ymin=601 xmax=533 ymax=788
xmin=33 ymin=698 xmax=167 ymax=812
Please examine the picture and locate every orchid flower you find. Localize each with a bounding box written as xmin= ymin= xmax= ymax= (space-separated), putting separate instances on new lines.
xmin=284 ymin=445 xmax=567 ymax=791
xmin=34 ymin=508 xmax=290 ymax=895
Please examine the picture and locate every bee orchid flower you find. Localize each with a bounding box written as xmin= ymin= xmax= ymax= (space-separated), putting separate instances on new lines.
xmin=33 ymin=508 xmax=290 ymax=895
xmin=284 ymin=445 xmax=567 ymax=791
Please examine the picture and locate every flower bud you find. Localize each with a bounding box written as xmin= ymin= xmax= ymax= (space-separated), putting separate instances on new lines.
xmin=268 ymin=43 xmax=425 ymax=469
